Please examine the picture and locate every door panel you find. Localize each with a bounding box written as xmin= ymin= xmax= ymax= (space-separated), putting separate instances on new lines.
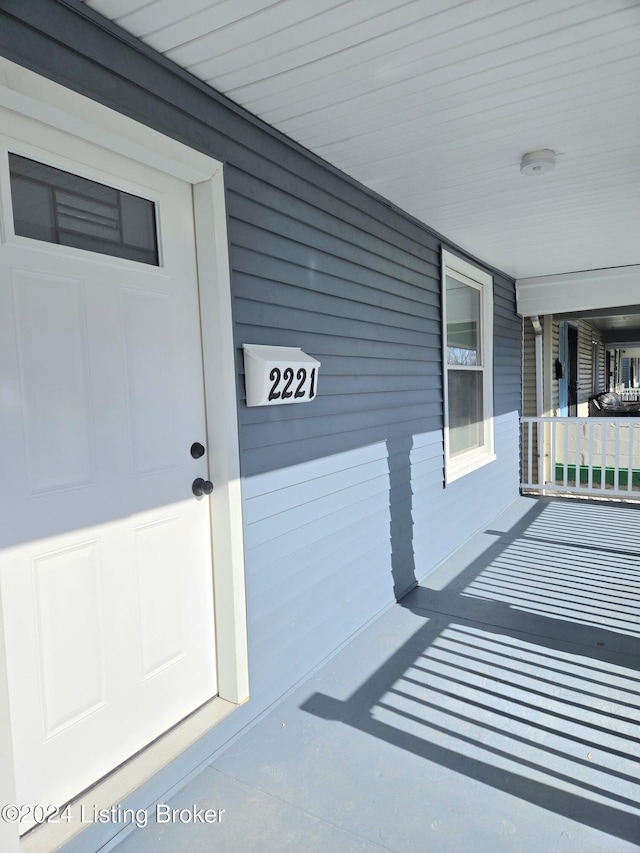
xmin=12 ymin=270 xmax=95 ymax=493
xmin=0 ymin=122 xmax=217 ymax=829
xmin=121 ymin=287 xmax=177 ymax=475
xmin=35 ymin=540 xmax=107 ymax=736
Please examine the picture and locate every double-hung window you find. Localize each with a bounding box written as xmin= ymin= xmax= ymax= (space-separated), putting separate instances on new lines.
xmin=442 ymin=250 xmax=495 ymax=482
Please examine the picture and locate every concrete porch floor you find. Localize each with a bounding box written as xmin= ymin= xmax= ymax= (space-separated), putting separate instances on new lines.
xmin=109 ymin=495 xmax=640 ymax=853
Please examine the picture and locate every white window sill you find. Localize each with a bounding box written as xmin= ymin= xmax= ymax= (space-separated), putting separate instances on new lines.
xmin=446 ymin=449 xmax=496 ymax=484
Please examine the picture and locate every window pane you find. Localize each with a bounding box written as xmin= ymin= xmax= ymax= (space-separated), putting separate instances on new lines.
xmin=446 ymin=275 xmax=481 ymax=365
xmin=56 ymin=190 xmax=121 ymax=242
xmin=448 ymin=370 xmax=483 ymax=456
xmin=9 ymin=154 xmax=158 ymax=266
xmin=121 ymin=193 xmax=157 ymax=252
xmin=10 ymin=176 xmax=55 ymax=242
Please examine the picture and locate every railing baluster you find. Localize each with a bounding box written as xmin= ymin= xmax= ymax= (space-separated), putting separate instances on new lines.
xmin=601 ymin=421 xmax=607 ymax=492
xmin=527 ymin=418 xmax=533 ymax=486
xmin=587 ymin=420 xmax=594 ymax=491
xmin=627 ymin=421 xmax=633 ymax=494
xmin=631 ymin=421 xmax=637 ymax=494
xmin=537 ymin=419 xmax=543 ymax=489
xmin=614 ymin=420 xmax=621 ymax=492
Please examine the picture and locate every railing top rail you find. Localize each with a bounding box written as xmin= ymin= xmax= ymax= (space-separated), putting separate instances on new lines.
xmin=520 ymin=416 xmax=640 ymax=424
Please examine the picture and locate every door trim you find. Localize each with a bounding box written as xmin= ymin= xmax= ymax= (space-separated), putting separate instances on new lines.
xmin=0 ymin=57 xmax=248 ymax=853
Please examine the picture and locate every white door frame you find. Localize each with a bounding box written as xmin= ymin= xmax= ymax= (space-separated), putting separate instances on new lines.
xmin=0 ymin=57 xmax=248 ymax=853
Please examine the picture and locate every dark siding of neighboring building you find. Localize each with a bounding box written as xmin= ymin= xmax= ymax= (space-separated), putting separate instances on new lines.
xmin=0 ymin=0 xmax=522 ymax=814
xmin=577 ymin=320 xmax=605 ymax=405
xmin=540 ymin=318 xmax=605 ymax=415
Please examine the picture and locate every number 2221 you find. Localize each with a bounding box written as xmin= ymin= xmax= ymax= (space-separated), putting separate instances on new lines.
xmin=268 ymin=367 xmax=316 ymax=402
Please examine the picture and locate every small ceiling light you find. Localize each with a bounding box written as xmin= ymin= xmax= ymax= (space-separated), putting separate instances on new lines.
xmin=520 ymin=149 xmax=556 ymax=175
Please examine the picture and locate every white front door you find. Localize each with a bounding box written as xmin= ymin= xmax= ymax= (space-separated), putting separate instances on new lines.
xmin=0 ymin=113 xmax=217 ymax=830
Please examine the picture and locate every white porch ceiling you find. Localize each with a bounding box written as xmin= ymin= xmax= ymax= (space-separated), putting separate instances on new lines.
xmin=80 ymin=0 xmax=640 ymax=281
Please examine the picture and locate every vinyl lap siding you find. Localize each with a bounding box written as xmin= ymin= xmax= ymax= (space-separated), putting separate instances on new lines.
xmin=229 ymin=174 xmax=441 ymax=457
xmin=227 ymin=169 xmax=444 ymax=698
xmin=242 ymin=446 xmax=394 ymax=697
xmin=578 ymin=320 xmax=605 ymax=403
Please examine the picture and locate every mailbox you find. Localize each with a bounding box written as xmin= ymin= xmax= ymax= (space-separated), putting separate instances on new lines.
xmin=242 ymin=344 xmax=321 ymax=407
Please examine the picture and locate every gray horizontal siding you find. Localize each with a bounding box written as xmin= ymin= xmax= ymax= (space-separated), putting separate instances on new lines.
xmin=577 ymin=320 xmax=605 ymax=405
xmin=0 ymin=0 xmax=523 ymax=826
xmin=228 ymin=153 xmax=443 ymax=496
xmin=227 ymin=175 xmax=440 ymax=275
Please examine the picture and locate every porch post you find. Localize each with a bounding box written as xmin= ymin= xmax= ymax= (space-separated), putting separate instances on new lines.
xmin=531 ymin=316 xmax=544 ymax=488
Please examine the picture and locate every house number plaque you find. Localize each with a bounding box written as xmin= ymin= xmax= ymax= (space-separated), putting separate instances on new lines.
xmin=242 ymin=344 xmax=321 ymax=407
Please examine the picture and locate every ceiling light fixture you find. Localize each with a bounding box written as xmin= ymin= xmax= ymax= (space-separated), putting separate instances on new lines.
xmin=520 ymin=149 xmax=556 ymax=175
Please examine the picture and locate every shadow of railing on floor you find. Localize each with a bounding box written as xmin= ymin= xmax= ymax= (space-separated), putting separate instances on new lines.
xmin=301 ymin=498 xmax=640 ymax=845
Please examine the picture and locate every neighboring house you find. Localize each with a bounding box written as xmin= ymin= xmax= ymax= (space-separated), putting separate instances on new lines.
xmin=519 ymin=298 xmax=640 ymax=494
xmin=522 ymin=316 xmax=606 ymax=420
xmin=0 ymin=4 xmax=638 ymax=853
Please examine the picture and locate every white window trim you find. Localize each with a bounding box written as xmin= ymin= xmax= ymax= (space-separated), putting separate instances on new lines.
xmin=0 ymin=57 xmax=248 ymax=853
xmin=442 ymin=249 xmax=495 ymax=484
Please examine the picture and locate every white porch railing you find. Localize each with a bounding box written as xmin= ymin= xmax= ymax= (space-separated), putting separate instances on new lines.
xmin=521 ymin=416 xmax=640 ymax=499
xmin=620 ymin=388 xmax=640 ymax=402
